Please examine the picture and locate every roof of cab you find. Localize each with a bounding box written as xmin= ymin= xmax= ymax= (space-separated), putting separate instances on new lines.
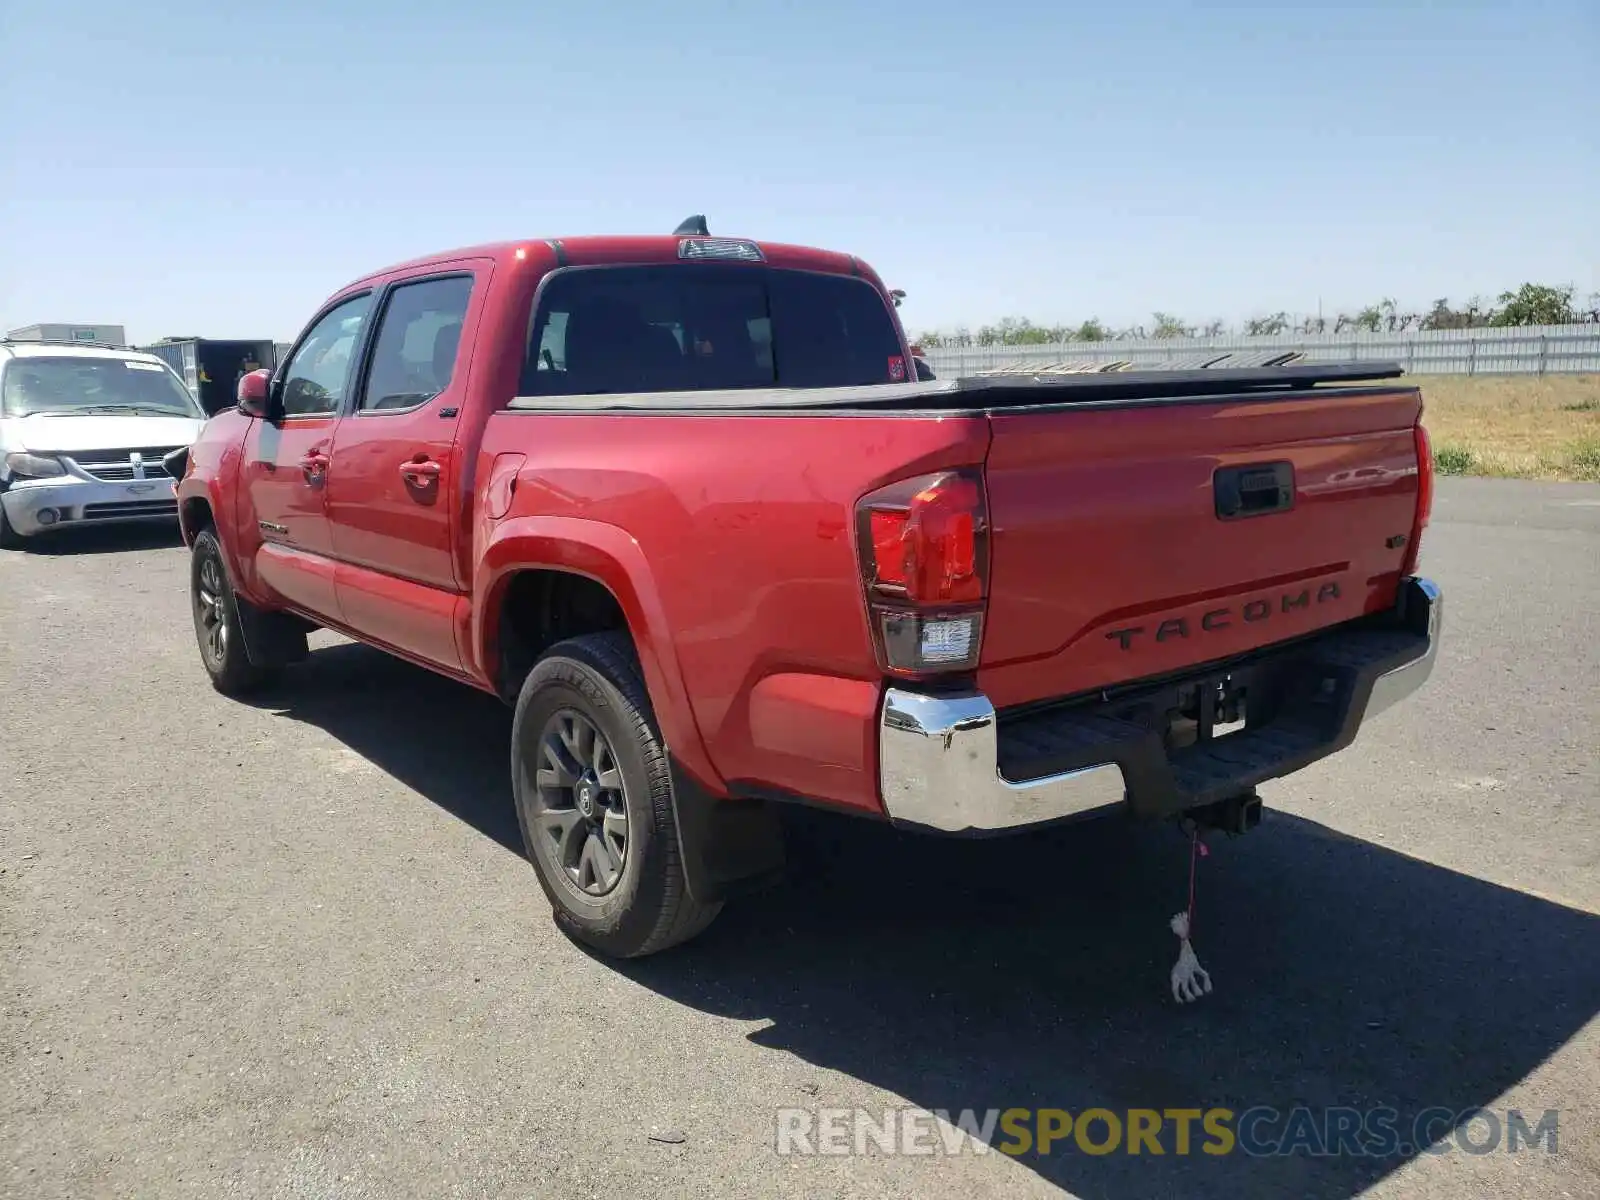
xmin=348 ymin=234 xmax=874 ymax=290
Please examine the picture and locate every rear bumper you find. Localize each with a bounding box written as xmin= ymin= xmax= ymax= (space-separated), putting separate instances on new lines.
xmin=878 ymin=575 xmax=1442 ymax=835
xmin=0 ymin=475 xmax=178 ymax=536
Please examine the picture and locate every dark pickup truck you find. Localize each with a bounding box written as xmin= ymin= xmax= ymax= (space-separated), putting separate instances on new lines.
xmin=172 ymin=224 xmax=1441 ymax=958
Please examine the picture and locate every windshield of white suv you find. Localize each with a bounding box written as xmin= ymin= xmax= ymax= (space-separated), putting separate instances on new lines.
xmin=1 ymin=355 xmax=203 ymax=418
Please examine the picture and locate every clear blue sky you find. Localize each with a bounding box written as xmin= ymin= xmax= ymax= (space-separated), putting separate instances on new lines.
xmin=2 ymin=0 xmax=1595 ymax=342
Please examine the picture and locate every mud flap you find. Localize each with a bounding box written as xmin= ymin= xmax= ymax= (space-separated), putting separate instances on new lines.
xmin=668 ymin=759 xmax=787 ymax=905
xmin=232 ymin=591 xmax=311 ymax=669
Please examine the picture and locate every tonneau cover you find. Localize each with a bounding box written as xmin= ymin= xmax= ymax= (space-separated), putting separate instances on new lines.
xmin=505 ymin=361 xmax=1407 ymax=412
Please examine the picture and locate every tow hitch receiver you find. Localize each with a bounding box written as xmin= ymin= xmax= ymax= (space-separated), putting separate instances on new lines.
xmin=1185 ymin=788 xmax=1263 ymax=837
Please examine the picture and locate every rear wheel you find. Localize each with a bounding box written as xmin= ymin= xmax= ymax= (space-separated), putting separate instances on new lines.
xmin=190 ymin=529 xmax=276 ymax=696
xmin=512 ymin=632 xmax=720 ymax=957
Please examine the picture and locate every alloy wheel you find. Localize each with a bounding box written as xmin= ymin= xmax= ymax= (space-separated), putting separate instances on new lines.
xmin=195 ymin=554 xmax=228 ymax=664
xmin=532 ymin=709 xmax=630 ymax=896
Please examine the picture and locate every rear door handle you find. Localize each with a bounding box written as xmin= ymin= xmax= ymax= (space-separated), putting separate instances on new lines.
xmin=399 ymin=459 xmax=442 ymax=484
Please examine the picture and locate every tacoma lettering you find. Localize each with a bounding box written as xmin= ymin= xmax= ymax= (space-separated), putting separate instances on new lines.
xmin=1106 ymin=581 xmax=1343 ymax=651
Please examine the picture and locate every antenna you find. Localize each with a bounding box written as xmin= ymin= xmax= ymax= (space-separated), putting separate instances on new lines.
xmin=673 ymin=214 xmax=710 ymax=236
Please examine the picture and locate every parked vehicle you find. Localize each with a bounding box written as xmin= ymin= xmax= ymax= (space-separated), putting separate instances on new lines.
xmin=5 ymin=322 xmax=127 ymax=347
xmin=1 ymin=338 xmax=205 ymax=547
xmin=171 ymin=222 xmax=1441 ymax=958
xmin=140 ymin=337 xmax=279 ymax=416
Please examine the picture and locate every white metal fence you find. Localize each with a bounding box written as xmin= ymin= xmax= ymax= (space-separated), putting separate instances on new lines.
xmin=920 ymin=324 xmax=1600 ymax=378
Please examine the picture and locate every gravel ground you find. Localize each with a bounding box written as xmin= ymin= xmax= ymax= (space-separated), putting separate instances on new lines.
xmin=3 ymin=477 xmax=1597 ymax=1200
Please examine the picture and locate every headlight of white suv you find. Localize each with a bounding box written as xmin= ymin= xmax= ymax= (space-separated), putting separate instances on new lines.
xmin=3 ymin=452 xmax=67 ymax=480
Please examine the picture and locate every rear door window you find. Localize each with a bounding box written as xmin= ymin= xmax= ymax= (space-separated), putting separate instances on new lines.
xmin=359 ymin=275 xmax=474 ymax=411
xmin=521 ymin=265 xmax=903 ymax=396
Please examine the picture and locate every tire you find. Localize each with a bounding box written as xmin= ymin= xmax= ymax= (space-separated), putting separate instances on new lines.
xmin=0 ymin=503 xmax=23 ymax=550
xmin=190 ymin=529 xmax=276 ymax=696
xmin=512 ymin=632 xmax=721 ymax=957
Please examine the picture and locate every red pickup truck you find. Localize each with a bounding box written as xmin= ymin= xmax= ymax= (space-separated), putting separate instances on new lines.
xmin=172 ymin=224 xmax=1442 ymax=958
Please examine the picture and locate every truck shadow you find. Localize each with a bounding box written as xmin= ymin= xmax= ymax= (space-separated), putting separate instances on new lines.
xmin=247 ymin=640 xmax=521 ymax=854
xmin=255 ymin=640 xmax=1600 ymax=1200
xmin=624 ymin=810 xmax=1600 ymax=1198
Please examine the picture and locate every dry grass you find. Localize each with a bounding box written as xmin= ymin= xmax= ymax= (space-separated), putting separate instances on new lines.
xmin=1412 ymin=374 xmax=1600 ymax=482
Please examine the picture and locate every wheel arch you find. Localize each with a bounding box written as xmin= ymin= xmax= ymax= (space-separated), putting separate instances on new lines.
xmin=474 ymin=515 xmax=724 ymax=792
xmin=178 ymin=494 xmax=215 ymax=545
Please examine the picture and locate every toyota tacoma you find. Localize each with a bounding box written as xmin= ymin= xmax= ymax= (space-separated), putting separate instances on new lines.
xmin=171 ymin=222 xmax=1442 ymax=957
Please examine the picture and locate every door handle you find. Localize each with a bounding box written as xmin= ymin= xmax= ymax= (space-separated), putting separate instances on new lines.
xmin=399 ymin=459 xmax=442 ymax=484
xmin=300 ymin=451 xmax=330 ymax=482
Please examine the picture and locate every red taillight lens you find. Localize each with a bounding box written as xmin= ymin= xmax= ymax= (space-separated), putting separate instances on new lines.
xmin=860 ymin=471 xmax=987 ymax=604
xmin=870 ymin=509 xmax=910 ymax=590
xmin=857 ymin=469 xmax=989 ymax=674
xmin=1401 ymin=421 xmax=1433 ymax=577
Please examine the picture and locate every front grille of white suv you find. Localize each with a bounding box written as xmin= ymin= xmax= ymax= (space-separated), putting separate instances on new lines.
xmin=66 ymin=448 xmax=182 ymax=482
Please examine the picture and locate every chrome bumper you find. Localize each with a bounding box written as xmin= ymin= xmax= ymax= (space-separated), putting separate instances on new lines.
xmin=877 ymin=575 xmax=1443 ymax=835
xmin=1363 ymin=576 xmax=1443 ymax=719
xmin=0 ymin=475 xmax=179 ymax=537
xmin=879 ymin=690 xmax=1127 ymax=834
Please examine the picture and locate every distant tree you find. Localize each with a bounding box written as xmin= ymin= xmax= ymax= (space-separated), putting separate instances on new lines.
xmin=1351 ymin=304 xmax=1383 ymax=333
xmin=1492 ymin=283 xmax=1577 ymax=326
xmin=1245 ymin=312 xmax=1290 ymax=336
xmin=1421 ymin=299 xmax=1467 ymax=331
xmin=909 ymin=282 xmax=1586 ymax=344
xmin=972 ymin=316 xmax=1064 ymax=346
xmin=1151 ymin=312 xmax=1194 ymax=339
xmin=1006 ymin=317 xmax=1055 ymax=344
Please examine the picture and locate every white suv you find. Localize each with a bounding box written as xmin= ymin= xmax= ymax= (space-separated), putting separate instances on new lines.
xmin=0 ymin=338 xmax=206 ymax=547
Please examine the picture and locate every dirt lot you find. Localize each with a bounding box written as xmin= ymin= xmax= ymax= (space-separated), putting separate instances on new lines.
xmin=1417 ymin=374 xmax=1600 ymax=481
xmin=3 ymin=479 xmax=1598 ymax=1200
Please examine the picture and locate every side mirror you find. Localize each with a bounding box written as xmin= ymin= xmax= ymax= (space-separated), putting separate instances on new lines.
xmin=237 ymin=368 xmax=273 ymax=418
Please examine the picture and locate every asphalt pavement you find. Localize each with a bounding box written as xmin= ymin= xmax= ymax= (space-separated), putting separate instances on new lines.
xmin=3 ymin=477 xmax=1597 ymax=1200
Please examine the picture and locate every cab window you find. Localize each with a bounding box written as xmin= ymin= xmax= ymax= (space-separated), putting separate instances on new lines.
xmin=360 ymin=276 xmax=475 ymax=412
xmin=280 ymin=294 xmax=373 ymax=416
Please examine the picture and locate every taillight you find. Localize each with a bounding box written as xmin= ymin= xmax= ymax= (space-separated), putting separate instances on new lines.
xmin=1401 ymin=421 xmax=1433 ymax=577
xmin=856 ymin=468 xmax=989 ymax=675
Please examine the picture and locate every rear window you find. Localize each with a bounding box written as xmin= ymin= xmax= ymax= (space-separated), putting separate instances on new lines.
xmin=519 ymin=265 xmax=905 ymax=396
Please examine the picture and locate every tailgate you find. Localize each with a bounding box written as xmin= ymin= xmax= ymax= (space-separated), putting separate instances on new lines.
xmin=977 ymin=386 xmax=1423 ymax=710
